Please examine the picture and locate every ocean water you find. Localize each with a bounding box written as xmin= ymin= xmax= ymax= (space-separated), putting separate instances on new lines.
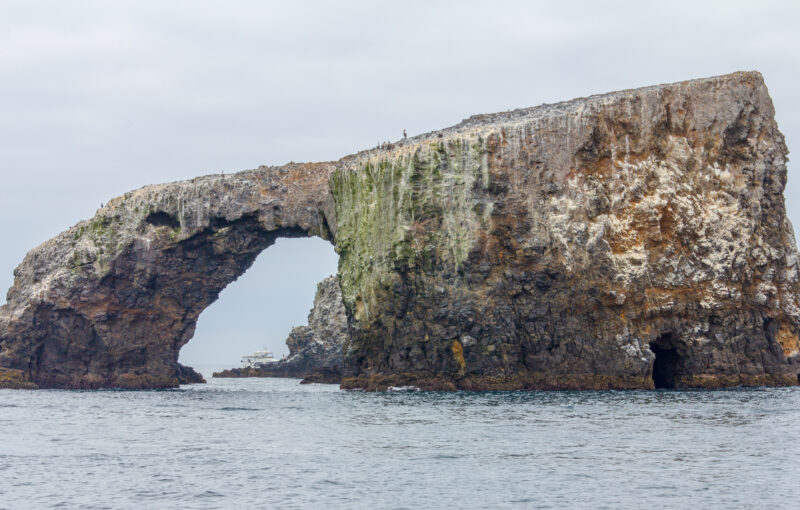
xmin=2 ymin=369 xmax=799 ymax=509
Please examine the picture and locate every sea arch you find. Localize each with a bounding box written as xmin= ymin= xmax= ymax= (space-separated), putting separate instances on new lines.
xmin=2 ymin=72 xmax=799 ymax=391
xmin=0 ymin=162 xmax=337 ymax=388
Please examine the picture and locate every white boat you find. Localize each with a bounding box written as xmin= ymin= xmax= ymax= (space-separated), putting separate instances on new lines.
xmin=241 ymin=348 xmax=278 ymax=368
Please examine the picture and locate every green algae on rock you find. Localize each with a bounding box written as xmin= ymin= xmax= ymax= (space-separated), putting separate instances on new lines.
xmin=331 ymin=139 xmax=492 ymax=323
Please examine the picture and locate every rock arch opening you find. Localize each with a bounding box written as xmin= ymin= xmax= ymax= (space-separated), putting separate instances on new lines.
xmin=649 ymin=334 xmax=686 ymax=389
xmin=178 ymin=236 xmax=339 ymax=376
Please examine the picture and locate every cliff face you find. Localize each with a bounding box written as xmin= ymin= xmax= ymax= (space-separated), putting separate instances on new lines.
xmin=332 ymin=71 xmax=800 ymax=390
xmin=1 ymin=71 xmax=798 ymax=390
xmin=214 ymin=275 xmax=349 ymax=383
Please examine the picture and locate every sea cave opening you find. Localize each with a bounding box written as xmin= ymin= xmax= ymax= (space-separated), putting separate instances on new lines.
xmin=177 ymin=236 xmax=339 ymax=379
xmin=649 ymin=334 xmax=685 ymax=389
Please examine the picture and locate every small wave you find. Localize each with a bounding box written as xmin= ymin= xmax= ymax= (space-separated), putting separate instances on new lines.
xmin=387 ymin=386 xmax=420 ymax=392
xmin=218 ymin=407 xmax=260 ymax=412
xmin=194 ymin=490 xmax=224 ymax=498
xmin=431 ymin=453 xmax=462 ymax=459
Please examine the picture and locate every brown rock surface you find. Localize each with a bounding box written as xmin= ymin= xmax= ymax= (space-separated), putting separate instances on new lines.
xmin=0 ymin=71 xmax=798 ymax=390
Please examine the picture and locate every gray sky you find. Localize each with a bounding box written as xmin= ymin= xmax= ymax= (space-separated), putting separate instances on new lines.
xmin=1 ymin=1 xmax=798 ymax=366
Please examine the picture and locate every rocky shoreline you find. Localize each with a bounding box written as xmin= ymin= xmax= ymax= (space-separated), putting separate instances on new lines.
xmin=212 ymin=366 xmax=342 ymax=385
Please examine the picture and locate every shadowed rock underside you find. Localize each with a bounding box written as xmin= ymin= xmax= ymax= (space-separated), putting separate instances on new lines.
xmin=1 ymin=71 xmax=798 ymax=390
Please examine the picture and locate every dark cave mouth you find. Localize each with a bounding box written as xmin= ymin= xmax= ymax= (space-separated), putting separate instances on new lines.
xmin=650 ymin=342 xmax=683 ymax=389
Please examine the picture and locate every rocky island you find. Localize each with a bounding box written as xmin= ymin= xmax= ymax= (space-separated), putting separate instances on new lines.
xmin=1 ymin=71 xmax=799 ymax=390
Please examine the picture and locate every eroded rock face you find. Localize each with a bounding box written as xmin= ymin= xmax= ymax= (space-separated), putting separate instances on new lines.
xmin=332 ymin=71 xmax=800 ymax=390
xmin=214 ymin=275 xmax=349 ymax=383
xmin=1 ymin=71 xmax=798 ymax=390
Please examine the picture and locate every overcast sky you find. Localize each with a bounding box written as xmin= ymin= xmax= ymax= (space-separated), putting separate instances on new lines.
xmin=1 ymin=1 xmax=798 ymax=367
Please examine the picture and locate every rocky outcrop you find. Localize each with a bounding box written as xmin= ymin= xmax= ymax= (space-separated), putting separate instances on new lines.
xmin=1 ymin=71 xmax=799 ymax=390
xmin=213 ymin=275 xmax=349 ymax=383
xmin=334 ymin=71 xmax=800 ymax=390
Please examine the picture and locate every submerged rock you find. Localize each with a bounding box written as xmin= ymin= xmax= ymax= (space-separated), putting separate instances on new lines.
xmin=1 ymin=71 xmax=799 ymax=390
xmin=214 ymin=276 xmax=348 ymax=383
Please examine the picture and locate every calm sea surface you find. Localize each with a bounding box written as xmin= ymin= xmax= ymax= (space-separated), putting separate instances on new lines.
xmin=2 ymin=367 xmax=799 ymax=509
